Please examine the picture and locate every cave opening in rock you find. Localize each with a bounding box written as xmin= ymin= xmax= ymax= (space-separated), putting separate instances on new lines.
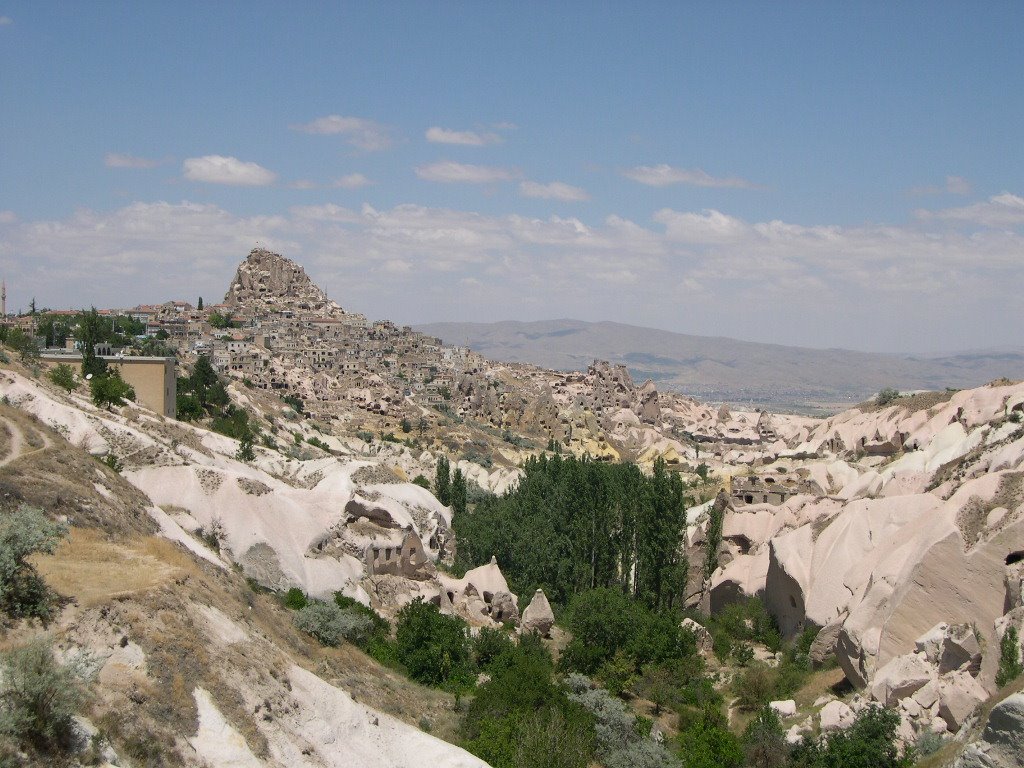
xmin=1006 ymin=550 xmax=1024 ymax=565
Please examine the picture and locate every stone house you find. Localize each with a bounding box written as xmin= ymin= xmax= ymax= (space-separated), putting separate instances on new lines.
xmin=364 ymin=529 xmax=429 ymax=579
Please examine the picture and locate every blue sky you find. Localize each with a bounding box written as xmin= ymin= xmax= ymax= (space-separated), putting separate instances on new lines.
xmin=1 ymin=2 xmax=1022 ymax=353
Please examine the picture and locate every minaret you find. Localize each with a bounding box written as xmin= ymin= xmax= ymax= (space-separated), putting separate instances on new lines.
xmin=2 ymin=281 xmax=6 ymax=317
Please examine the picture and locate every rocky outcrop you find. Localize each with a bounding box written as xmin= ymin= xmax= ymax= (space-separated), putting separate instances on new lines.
xmin=521 ymin=589 xmax=555 ymax=636
xmin=956 ymin=693 xmax=1024 ymax=768
xmin=225 ymin=248 xmax=346 ymax=317
xmin=635 ymin=380 xmax=660 ymax=424
xmin=819 ymin=700 xmax=855 ymax=732
xmin=681 ymin=618 xmax=714 ymax=656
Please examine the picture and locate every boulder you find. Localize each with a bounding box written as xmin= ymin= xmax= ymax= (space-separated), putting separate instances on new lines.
xmin=912 ymin=678 xmax=940 ymax=710
xmin=818 ymin=700 xmax=855 ymax=732
xmin=681 ymin=618 xmax=714 ymax=655
xmin=915 ymin=622 xmax=950 ymax=664
xmin=488 ymin=591 xmax=519 ymax=624
xmin=955 ymin=692 xmax=1024 ymax=768
xmin=785 ymin=717 xmax=813 ymax=745
xmin=913 ymin=622 xmax=982 ymax=675
xmin=770 ymin=700 xmax=797 ymax=718
xmin=937 ymin=670 xmax=988 ymax=732
xmin=453 ymin=583 xmax=491 ymax=625
xmin=521 ymin=589 xmax=555 ymax=637
xmin=870 ymin=653 xmax=934 ymax=707
xmin=810 ymin=619 xmax=844 ymax=666
xmin=938 ymin=624 xmax=982 ymax=675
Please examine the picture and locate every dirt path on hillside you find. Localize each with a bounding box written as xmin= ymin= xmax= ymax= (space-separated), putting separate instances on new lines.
xmin=0 ymin=418 xmax=51 ymax=468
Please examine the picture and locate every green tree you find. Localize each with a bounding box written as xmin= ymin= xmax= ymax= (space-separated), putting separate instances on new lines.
xmin=996 ymin=626 xmax=1023 ymax=687
xmin=236 ymin=433 xmax=256 ymax=462
xmin=513 ymin=707 xmax=592 ymax=768
xmin=46 ymin=364 xmax=76 ymax=393
xmin=0 ymin=637 xmax=94 ymax=752
xmin=464 ymin=634 xmax=593 ymax=768
xmin=35 ymin=316 xmax=70 ymax=349
xmin=0 ymin=506 xmax=67 ymax=621
xmin=695 ymin=463 xmax=710 ymax=486
xmin=208 ymin=311 xmax=233 ymax=329
xmin=90 ymin=370 xmax=135 ymax=409
xmin=395 ymin=598 xmax=470 ymax=688
xmin=791 ymin=705 xmax=911 ymax=768
xmin=704 ymin=498 xmax=725 ymax=580
xmin=400 ymin=417 xmax=412 ymax=433
xmin=451 ymin=467 xmax=467 ymax=517
xmin=676 ymin=706 xmax=743 ymax=768
xmin=197 ymin=296 xmax=204 ymax=310
xmin=175 ymin=393 xmax=204 ymax=421
xmin=435 ymin=456 xmax=452 ymax=506
xmin=5 ymin=329 xmax=40 ymax=362
xmin=75 ymin=307 xmax=108 ymax=379
xmin=743 ymin=705 xmax=789 ymax=768
xmin=560 ymin=588 xmax=639 ymax=673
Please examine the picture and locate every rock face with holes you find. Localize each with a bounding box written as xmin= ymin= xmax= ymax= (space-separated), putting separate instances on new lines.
xmin=696 ymin=381 xmax=1024 ymax=709
xmin=225 ymin=248 xmax=347 ymax=317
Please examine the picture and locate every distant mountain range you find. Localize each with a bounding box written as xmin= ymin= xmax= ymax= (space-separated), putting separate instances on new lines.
xmin=415 ymin=319 xmax=1024 ymax=412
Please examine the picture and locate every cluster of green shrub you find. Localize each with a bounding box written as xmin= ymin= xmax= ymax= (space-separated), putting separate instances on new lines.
xmin=434 ymin=456 xmax=468 ymax=516
xmin=47 ymin=359 xmax=136 ymax=411
xmin=461 ymin=633 xmax=594 ymax=768
xmin=175 ymin=354 xmax=229 ymax=422
xmin=454 ymin=454 xmax=688 ymax=610
xmin=996 ymin=625 xmax=1023 ymax=687
xmin=0 ymin=505 xmax=100 ymax=763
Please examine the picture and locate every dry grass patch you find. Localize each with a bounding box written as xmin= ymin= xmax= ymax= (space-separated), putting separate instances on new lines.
xmin=792 ymin=666 xmax=848 ymax=712
xmin=31 ymin=528 xmax=186 ymax=607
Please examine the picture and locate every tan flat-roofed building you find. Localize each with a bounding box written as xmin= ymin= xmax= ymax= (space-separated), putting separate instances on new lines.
xmin=40 ymin=352 xmax=176 ymax=418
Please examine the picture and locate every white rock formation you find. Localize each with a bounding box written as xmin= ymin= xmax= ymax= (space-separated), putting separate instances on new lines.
xmin=681 ymin=618 xmax=714 ymax=655
xmin=955 ymin=692 xmax=1024 ymax=768
xmin=521 ymin=589 xmax=555 ymax=636
xmin=819 ymin=700 xmax=855 ymax=732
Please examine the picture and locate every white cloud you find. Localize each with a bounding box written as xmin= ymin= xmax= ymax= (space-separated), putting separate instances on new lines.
xmin=182 ymin=155 xmax=277 ymax=186
xmin=415 ymin=161 xmax=518 ymax=184
xmin=519 ymin=181 xmax=589 ymax=201
xmin=0 ymin=211 xmax=17 ymax=224
xmin=0 ymin=16 xmax=11 ymax=26
xmin=290 ymin=115 xmax=391 ymax=151
xmin=4 ymin=192 xmax=1024 ymax=351
xmin=917 ymin=193 xmax=1024 ymax=227
xmin=909 ymin=175 xmax=973 ymax=196
xmin=425 ymin=127 xmax=502 ymax=146
xmin=288 ymin=179 xmax=318 ymax=190
xmin=654 ymin=208 xmax=749 ymax=244
xmin=104 ymin=152 xmax=161 ymax=169
xmin=333 ymin=173 xmax=372 ymax=189
xmin=623 ymin=164 xmax=757 ymax=189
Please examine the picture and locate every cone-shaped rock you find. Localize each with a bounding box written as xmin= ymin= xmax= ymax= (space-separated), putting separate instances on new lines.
xmin=521 ymin=588 xmax=555 ymax=637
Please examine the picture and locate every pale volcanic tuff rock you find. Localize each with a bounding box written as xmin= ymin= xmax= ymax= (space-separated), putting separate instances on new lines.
xmin=225 ymin=248 xmax=347 ymax=317
xmin=699 ymin=380 xmax=1024 ymax=705
xmin=521 ymin=589 xmax=555 ymax=636
xmin=956 ymin=693 xmax=1024 ymax=768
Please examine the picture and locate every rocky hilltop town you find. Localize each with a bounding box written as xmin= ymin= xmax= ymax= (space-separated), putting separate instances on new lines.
xmin=0 ymin=249 xmax=1021 ymax=768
